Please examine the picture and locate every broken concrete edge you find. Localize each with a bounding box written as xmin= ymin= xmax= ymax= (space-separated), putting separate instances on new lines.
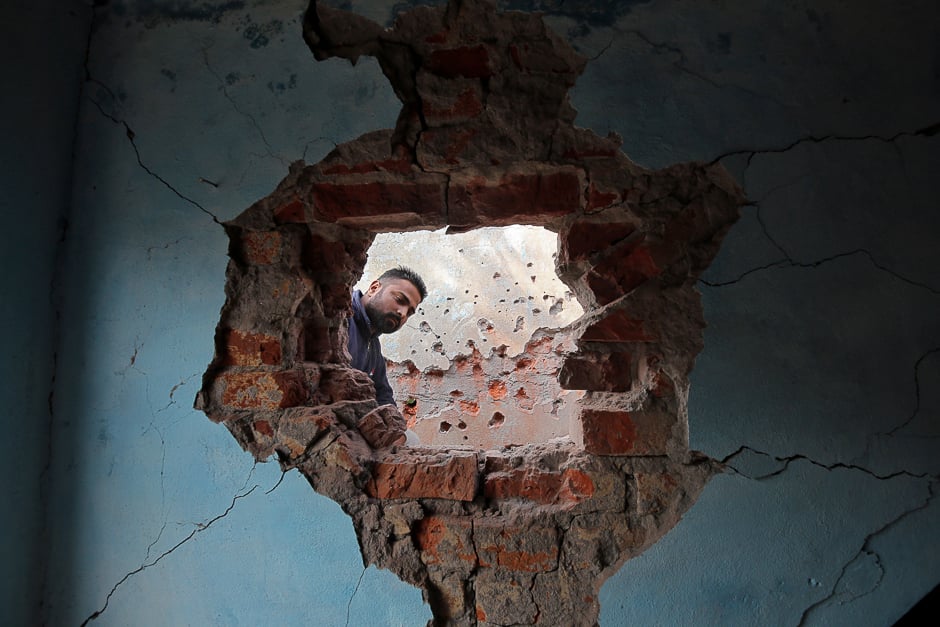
xmin=194 ymin=0 xmax=745 ymax=624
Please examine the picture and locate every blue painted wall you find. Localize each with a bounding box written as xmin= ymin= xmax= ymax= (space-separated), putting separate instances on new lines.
xmin=2 ymin=1 xmax=936 ymax=625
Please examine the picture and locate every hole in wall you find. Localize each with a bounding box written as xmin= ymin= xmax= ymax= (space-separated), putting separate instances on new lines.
xmin=195 ymin=0 xmax=746 ymax=623
xmin=356 ymin=225 xmax=585 ymax=448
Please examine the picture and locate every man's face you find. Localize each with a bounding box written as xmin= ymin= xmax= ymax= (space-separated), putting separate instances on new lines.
xmin=361 ymin=278 xmax=422 ymax=335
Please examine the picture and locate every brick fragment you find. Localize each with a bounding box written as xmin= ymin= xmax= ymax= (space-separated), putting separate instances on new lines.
xmin=366 ymin=451 xmax=477 ymax=500
xmin=449 ymin=166 xmax=583 ymax=225
xmin=312 ymin=175 xmax=446 ymax=228
xmin=575 ymin=409 xmax=674 ymax=456
xmin=272 ymin=197 xmax=305 ymax=223
xmin=426 ymin=45 xmax=493 ymax=78
xmin=586 ymin=243 xmax=662 ymax=305
xmin=580 ymin=310 xmax=656 ymax=343
xmin=560 ymin=219 xmax=636 ymax=263
xmin=559 ymin=350 xmax=642 ymax=392
xmin=221 ymin=329 xmax=282 ymax=366
xmin=483 ymin=468 xmax=595 ymax=506
xmin=220 ymin=370 xmax=307 ymax=410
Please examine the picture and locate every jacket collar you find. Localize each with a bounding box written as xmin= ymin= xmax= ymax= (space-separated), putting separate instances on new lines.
xmin=352 ymin=289 xmax=376 ymax=337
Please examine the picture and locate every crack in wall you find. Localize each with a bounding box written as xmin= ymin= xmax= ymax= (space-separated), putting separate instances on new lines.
xmin=88 ymin=97 xmax=222 ymax=224
xmin=699 ymin=245 xmax=940 ymax=295
xmin=80 ymin=477 xmax=262 ymax=625
xmin=796 ymin=479 xmax=938 ymax=626
xmin=720 ymin=445 xmax=937 ymax=483
xmin=617 ymin=28 xmax=769 ymax=101
xmin=201 ymin=46 xmax=288 ymax=167
xmin=344 ymin=566 xmax=367 ymax=627
xmin=711 ymin=122 xmax=940 ymax=167
xmin=79 ymin=4 xmax=221 ymax=225
xmin=700 ymin=124 xmax=940 ymax=296
xmin=882 ymin=347 xmax=940 ymax=438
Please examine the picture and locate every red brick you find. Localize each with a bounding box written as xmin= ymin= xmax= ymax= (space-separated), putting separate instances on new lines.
xmin=312 ymin=177 xmax=446 ymax=227
xmin=449 ymin=166 xmax=582 ymax=224
xmin=426 ymin=45 xmax=493 ymax=78
xmin=366 ymin=451 xmax=477 ymax=500
xmin=586 ymin=243 xmax=662 ymax=305
xmin=273 ymin=198 xmax=305 ymax=223
xmin=220 ymin=370 xmax=307 ymax=410
xmin=483 ymin=468 xmax=595 ymax=506
xmin=586 ymin=183 xmax=620 ymax=211
xmin=221 ymin=329 xmax=282 ymax=366
xmin=580 ymin=310 xmax=656 ymax=343
xmin=560 ymin=219 xmax=636 ymax=264
xmin=575 ymin=409 xmax=673 ymax=456
xmin=559 ymin=350 xmax=642 ymax=392
xmin=252 ymin=419 xmax=274 ymax=437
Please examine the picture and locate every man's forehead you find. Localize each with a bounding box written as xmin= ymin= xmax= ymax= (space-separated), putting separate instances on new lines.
xmin=384 ymin=278 xmax=422 ymax=303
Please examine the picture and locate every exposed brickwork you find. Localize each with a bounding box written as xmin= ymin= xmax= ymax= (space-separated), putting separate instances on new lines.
xmin=220 ymin=329 xmax=282 ymax=366
xmin=576 ymin=409 xmax=675 ymax=456
xmin=366 ymin=450 xmax=478 ymax=501
xmin=196 ymin=1 xmax=742 ymax=625
xmin=483 ymin=467 xmax=595 ymax=506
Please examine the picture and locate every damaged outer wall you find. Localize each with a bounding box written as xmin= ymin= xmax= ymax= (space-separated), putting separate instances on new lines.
xmin=1 ymin=1 xmax=937 ymax=626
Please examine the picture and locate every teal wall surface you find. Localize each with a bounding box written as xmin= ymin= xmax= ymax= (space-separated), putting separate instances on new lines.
xmin=2 ymin=1 xmax=937 ymax=625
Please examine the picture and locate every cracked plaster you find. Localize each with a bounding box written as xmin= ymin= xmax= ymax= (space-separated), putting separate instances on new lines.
xmin=196 ymin=2 xmax=742 ymax=623
xmin=5 ymin=0 xmax=937 ymax=625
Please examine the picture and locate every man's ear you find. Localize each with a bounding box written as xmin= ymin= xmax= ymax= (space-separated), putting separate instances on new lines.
xmin=366 ymin=280 xmax=382 ymax=296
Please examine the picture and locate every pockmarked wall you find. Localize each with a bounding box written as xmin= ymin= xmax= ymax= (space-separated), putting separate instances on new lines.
xmin=2 ymin=0 xmax=936 ymax=625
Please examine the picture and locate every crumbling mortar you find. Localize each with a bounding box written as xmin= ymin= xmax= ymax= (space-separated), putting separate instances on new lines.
xmin=796 ymin=479 xmax=938 ymax=626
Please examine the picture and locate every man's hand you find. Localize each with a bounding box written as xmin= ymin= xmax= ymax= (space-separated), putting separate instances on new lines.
xmin=357 ymin=404 xmax=407 ymax=449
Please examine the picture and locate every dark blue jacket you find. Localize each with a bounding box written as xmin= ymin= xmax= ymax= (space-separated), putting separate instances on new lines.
xmin=348 ymin=290 xmax=396 ymax=407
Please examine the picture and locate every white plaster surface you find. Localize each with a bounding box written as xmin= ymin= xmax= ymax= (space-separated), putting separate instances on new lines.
xmin=356 ymin=225 xmax=584 ymax=370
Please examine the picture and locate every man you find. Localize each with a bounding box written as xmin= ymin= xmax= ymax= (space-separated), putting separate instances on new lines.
xmin=348 ymin=266 xmax=426 ymax=448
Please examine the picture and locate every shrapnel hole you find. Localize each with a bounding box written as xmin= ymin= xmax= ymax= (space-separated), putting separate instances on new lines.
xmin=356 ymin=225 xmax=584 ymax=448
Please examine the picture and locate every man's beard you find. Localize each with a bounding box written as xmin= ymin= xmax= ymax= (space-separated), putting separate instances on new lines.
xmin=364 ymin=301 xmax=400 ymax=335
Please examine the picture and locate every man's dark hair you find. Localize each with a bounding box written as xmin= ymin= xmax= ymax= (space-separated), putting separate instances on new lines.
xmin=379 ymin=266 xmax=427 ymax=301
